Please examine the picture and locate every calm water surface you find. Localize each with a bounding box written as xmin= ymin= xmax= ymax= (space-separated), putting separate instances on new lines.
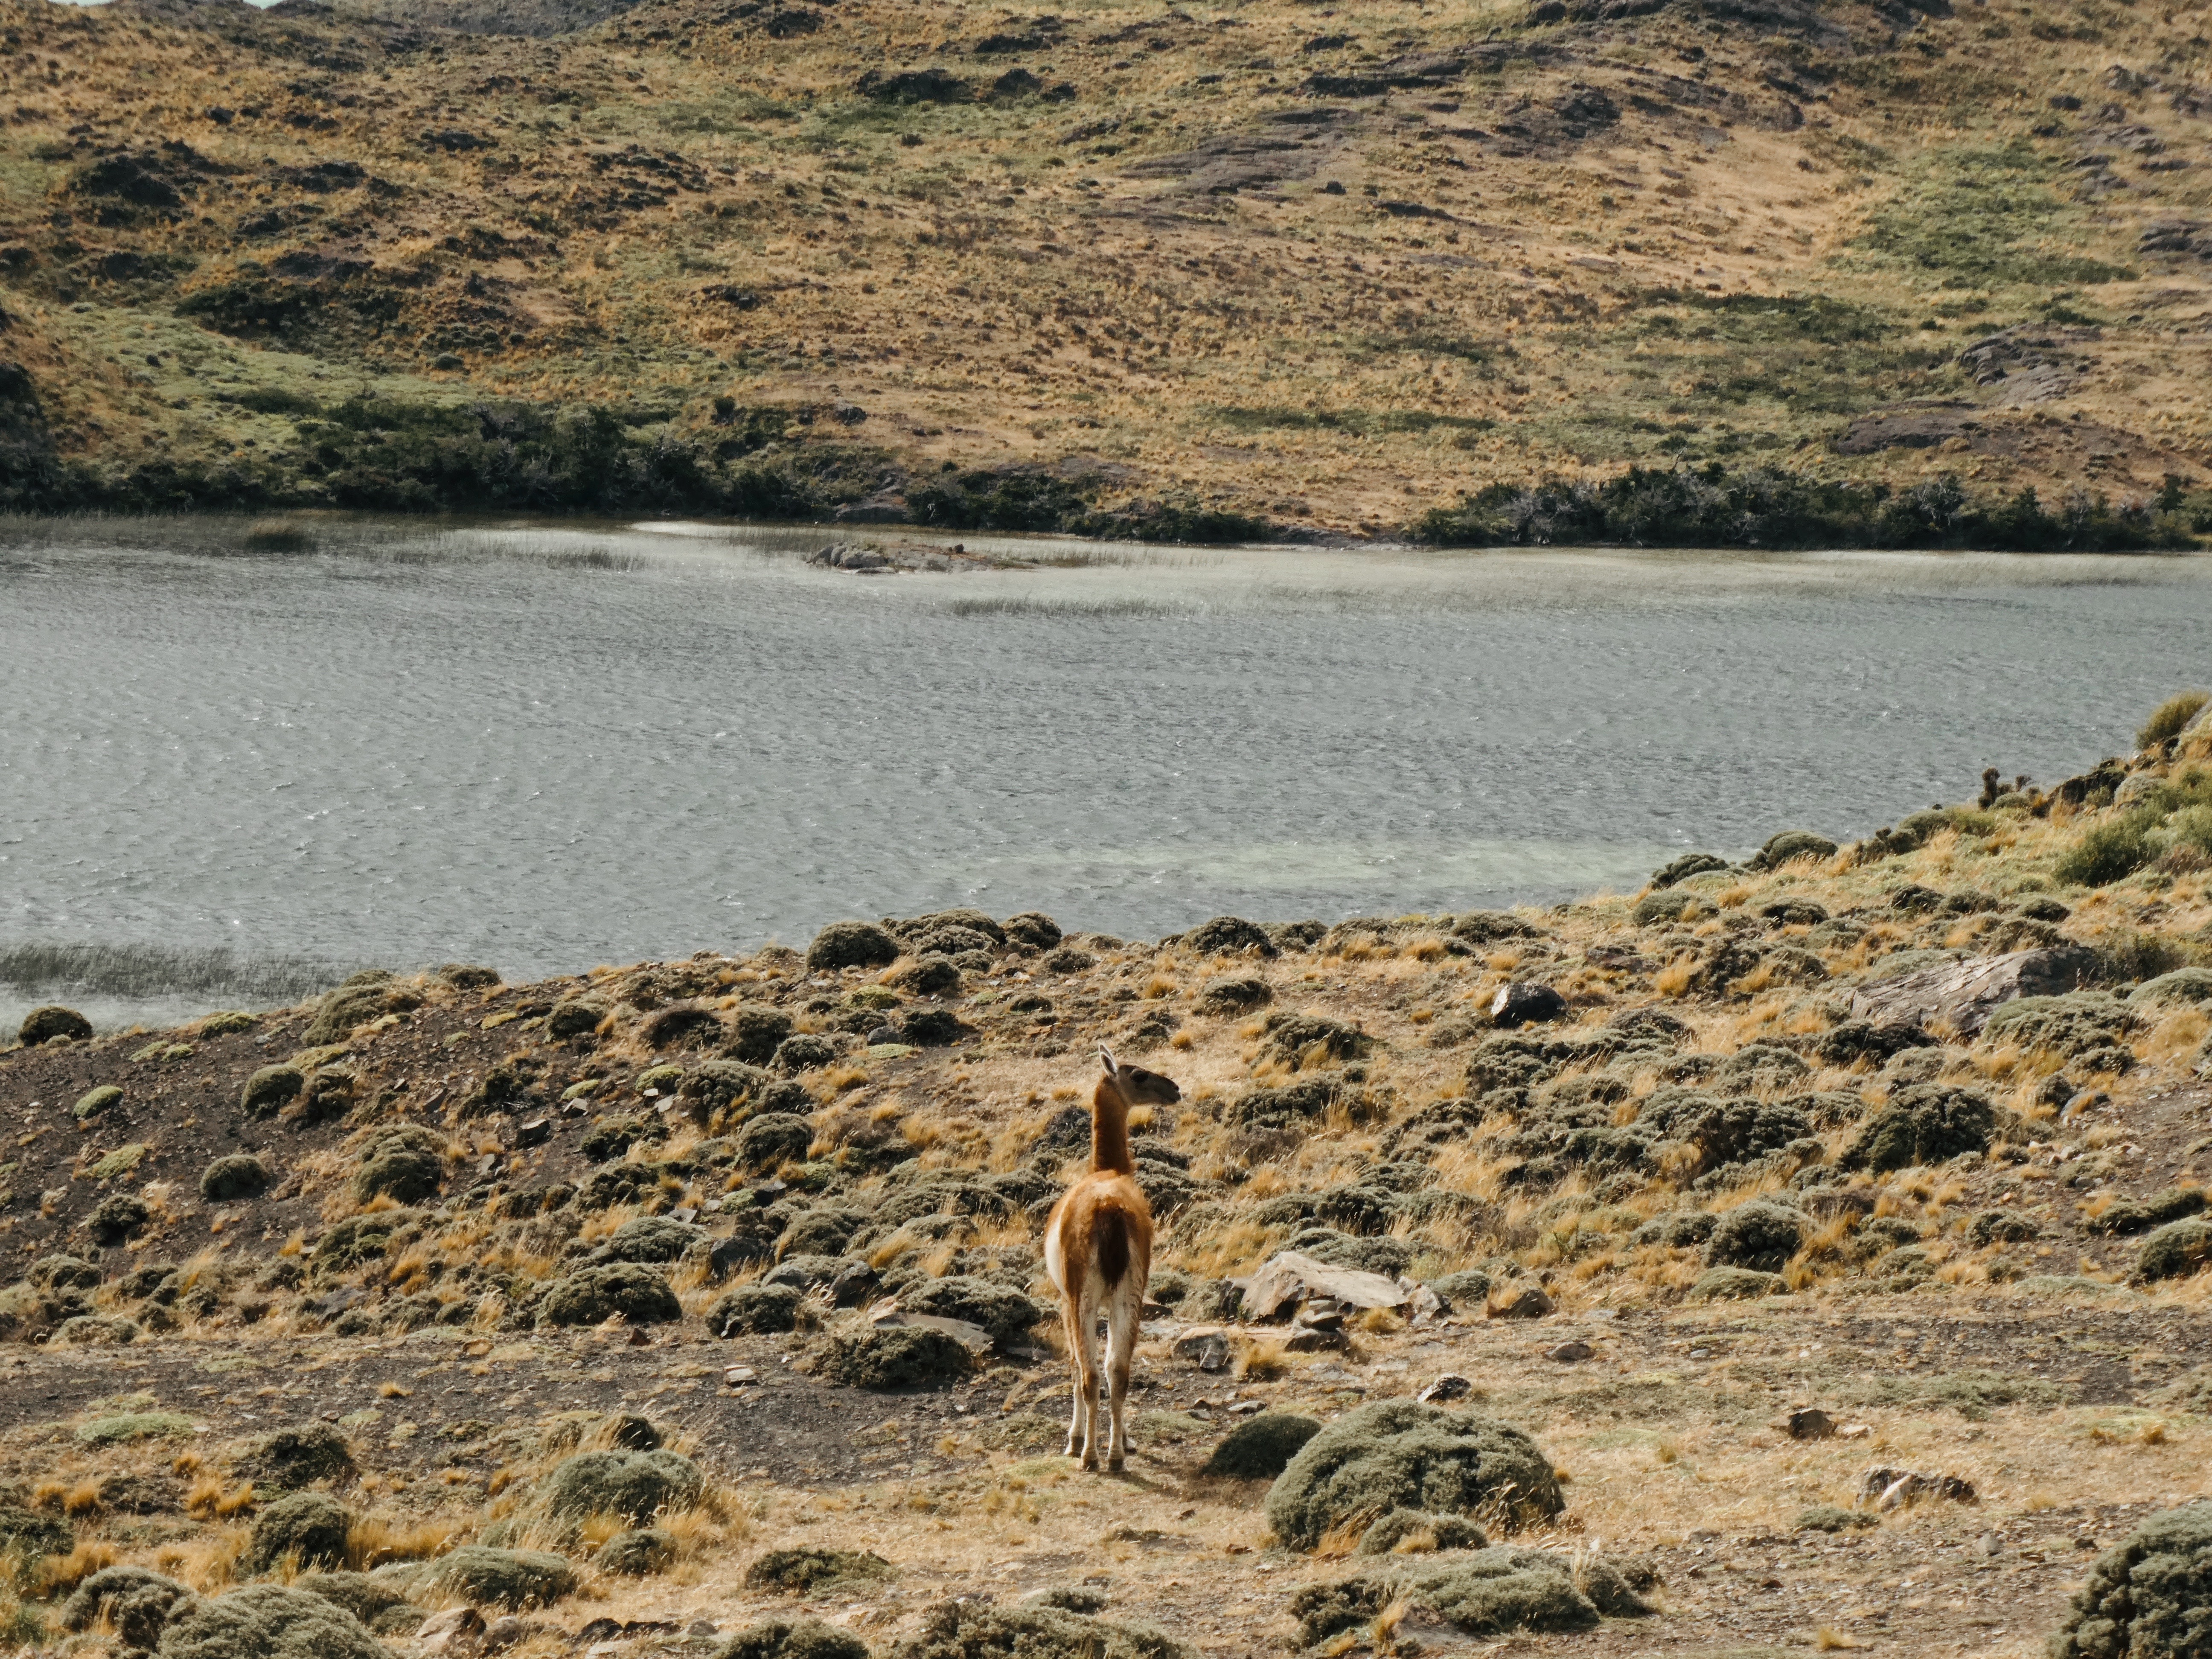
xmin=2 ymin=515 xmax=2205 ymax=1030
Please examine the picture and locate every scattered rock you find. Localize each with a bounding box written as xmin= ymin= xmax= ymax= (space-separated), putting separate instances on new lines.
xmin=1848 ymin=946 xmax=2100 ymax=1036
xmin=1490 ymin=983 xmax=1568 ymax=1027
xmin=1486 ymin=1284 xmax=1552 ymax=1319
xmin=1545 ymin=1340 xmax=1594 ymax=1362
xmin=1856 ymin=1466 xmax=1977 ymax=1509
xmin=1240 ymin=1251 xmax=1411 ymax=1320
xmin=1785 ymin=1407 xmax=1837 ymax=1439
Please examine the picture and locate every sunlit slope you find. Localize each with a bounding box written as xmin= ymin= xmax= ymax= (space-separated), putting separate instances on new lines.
xmin=0 ymin=0 xmax=2203 ymax=531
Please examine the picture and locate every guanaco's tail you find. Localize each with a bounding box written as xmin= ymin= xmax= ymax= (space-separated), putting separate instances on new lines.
xmin=1096 ymin=1208 xmax=1131 ymax=1290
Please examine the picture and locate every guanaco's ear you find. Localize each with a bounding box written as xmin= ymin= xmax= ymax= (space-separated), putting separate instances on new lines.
xmin=1098 ymin=1046 xmax=1119 ymax=1079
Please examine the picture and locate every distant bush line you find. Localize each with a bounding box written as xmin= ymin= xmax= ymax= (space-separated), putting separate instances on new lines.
xmin=0 ymin=389 xmax=1272 ymax=544
xmin=0 ymin=379 xmax=2202 ymax=550
xmin=1413 ymin=466 xmax=2204 ymax=552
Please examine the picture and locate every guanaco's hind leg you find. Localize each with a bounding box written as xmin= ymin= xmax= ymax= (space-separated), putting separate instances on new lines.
xmin=1065 ymin=1290 xmax=1100 ymax=1468
xmin=1103 ymin=1275 xmax=1142 ymax=1471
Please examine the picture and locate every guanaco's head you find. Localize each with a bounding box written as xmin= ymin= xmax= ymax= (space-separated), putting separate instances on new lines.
xmin=1099 ymin=1046 xmax=1182 ymax=1106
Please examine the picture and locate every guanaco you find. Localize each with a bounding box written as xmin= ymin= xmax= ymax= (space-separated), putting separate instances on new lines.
xmin=1043 ymin=1046 xmax=1182 ymax=1471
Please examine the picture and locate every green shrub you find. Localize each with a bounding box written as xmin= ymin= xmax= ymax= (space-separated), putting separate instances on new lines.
xmin=76 ymin=1412 xmax=195 ymax=1445
xmin=1750 ymin=830 xmax=1837 ymax=871
xmin=1289 ymin=1547 xmax=1649 ymax=1645
xmin=1838 ymin=1084 xmax=1998 ymax=1173
xmin=0 ymin=1506 xmax=73 ymax=1563
xmin=289 ymin=1570 xmax=420 ymax=1636
xmin=734 ymin=1113 xmax=814 ymax=1172
xmin=707 ymin=1284 xmax=801 ymax=1336
xmin=1356 ymin=1508 xmax=1489 ymax=1554
xmin=1200 ymin=1413 xmax=1323 ymax=1480
xmin=744 ymin=1548 xmax=892 ymax=1593
xmin=2138 ymin=693 xmax=2209 ymax=751
xmin=405 ymin=1545 xmax=579 ymax=1610
xmin=200 ymin=1154 xmax=271 ymax=1202
xmin=1265 ymin=1401 xmax=1563 ymax=1551
xmin=536 ymin=1449 xmax=704 ymax=1528
xmin=901 ymin=1276 xmax=1046 ymax=1345
xmin=2138 ymin=1219 xmax=2212 ymax=1282
xmin=2056 ymin=812 xmax=2161 ymax=887
xmin=17 ymin=1005 xmax=92 ymax=1045
xmin=595 ymin=1527 xmax=676 ymax=1576
xmin=806 ymin=1325 xmax=973 ymax=1389
xmin=60 ymin=1566 xmax=191 ymax=1647
xmin=239 ymin=1065 xmax=305 ymax=1117
xmin=1704 ymin=1201 xmax=1806 ymax=1272
xmin=245 ymin=1493 xmax=351 ymax=1574
xmin=2051 ymin=1501 xmax=2212 ymax=1659
xmin=807 ymin=922 xmax=899 ymax=972
xmin=151 ymin=1583 xmax=389 ymax=1659
xmin=535 ymin=1264 xmax=681 ymax=1328
xmin=887 ymin=1597 xmax=1193 ymax=1659
xmin=716 ymin=1618 xmax=873 ymax=1659
xmin=1687 ymin=1266 xmax=1789 ymax=1301
xmin=242 ymin=1425 xmax=356 ymax=1490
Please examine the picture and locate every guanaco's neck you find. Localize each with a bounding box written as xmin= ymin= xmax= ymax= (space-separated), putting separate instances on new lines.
xmin=1091 ymin=1077 xmax=1135 ymax=1175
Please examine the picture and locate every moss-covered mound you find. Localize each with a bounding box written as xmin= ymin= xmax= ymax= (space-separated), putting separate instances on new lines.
xmin=2050 ymin=1501 xmax=2212 ymax=1659
xmin=1199 ymin=1413 xmax=1323 ymax=1480
xmin=1687 ymin=1266 xmax=1788 ymax=1301
xmin=20 ymin=1004 xmax=93 ymax=1045
xmin=1796 ymin=1504 xmax=1880 ymax=1533
xmin=1703 ymin=1200 xmax=1806 ymax=1273
xmin=2138 ymin=1219 xmax=2212 ymax=1282
xmin=716 ymin=1619 xmax=873 ymax=1659
xmin=1290 ymin=1547 xmax=1651 ymax=1644
xmin=151 ymin=1583 xmax=390 ymax=1659
xmin=888 ymin=1597 xmax=1194 ymax=1659
xmin=244 ymin=1491 xmax=352 ymax=1573
xmin=0 ymin=1504 xmax=75 ymax=1562
xmin=536 ymin=1448 xmax=705 ymax=1527
xmin=239 ymin=1064 xmax=307 ymax=1118
xmin=1264 ymin=1401 xmax=1564 ymax=1551
xmin=808 ymin=921 xmax=900 ymax=971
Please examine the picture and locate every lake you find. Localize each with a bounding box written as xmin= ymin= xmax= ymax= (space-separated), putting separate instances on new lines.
xmin=2 ymin=514 xmax=2205 ymax=1030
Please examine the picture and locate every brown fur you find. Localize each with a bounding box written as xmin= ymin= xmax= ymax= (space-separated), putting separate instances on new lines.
xmin=1043 ymin=1049 xmax=1181 ymax=1471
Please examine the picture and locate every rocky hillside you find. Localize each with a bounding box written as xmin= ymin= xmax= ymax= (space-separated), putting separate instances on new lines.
xmin=1 ymin=693 xmax=2212 ymax=1655
xmin=0 ymin=0 xmax=2207 ymax=538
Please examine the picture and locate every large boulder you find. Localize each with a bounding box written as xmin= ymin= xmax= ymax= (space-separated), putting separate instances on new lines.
xmin=536 ymin=1448 xmax=705 ymax=1527
xmin=2050 ymin=1501 xmax=2212 ymax=1659
xmin=152 ymin=1583 xmax=390 ymax=1659
xmin=1264 ymin=1401 xmax=1564 ymax=1551
xmin=1848 ymin=946 xmax=2100 ymax=1037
